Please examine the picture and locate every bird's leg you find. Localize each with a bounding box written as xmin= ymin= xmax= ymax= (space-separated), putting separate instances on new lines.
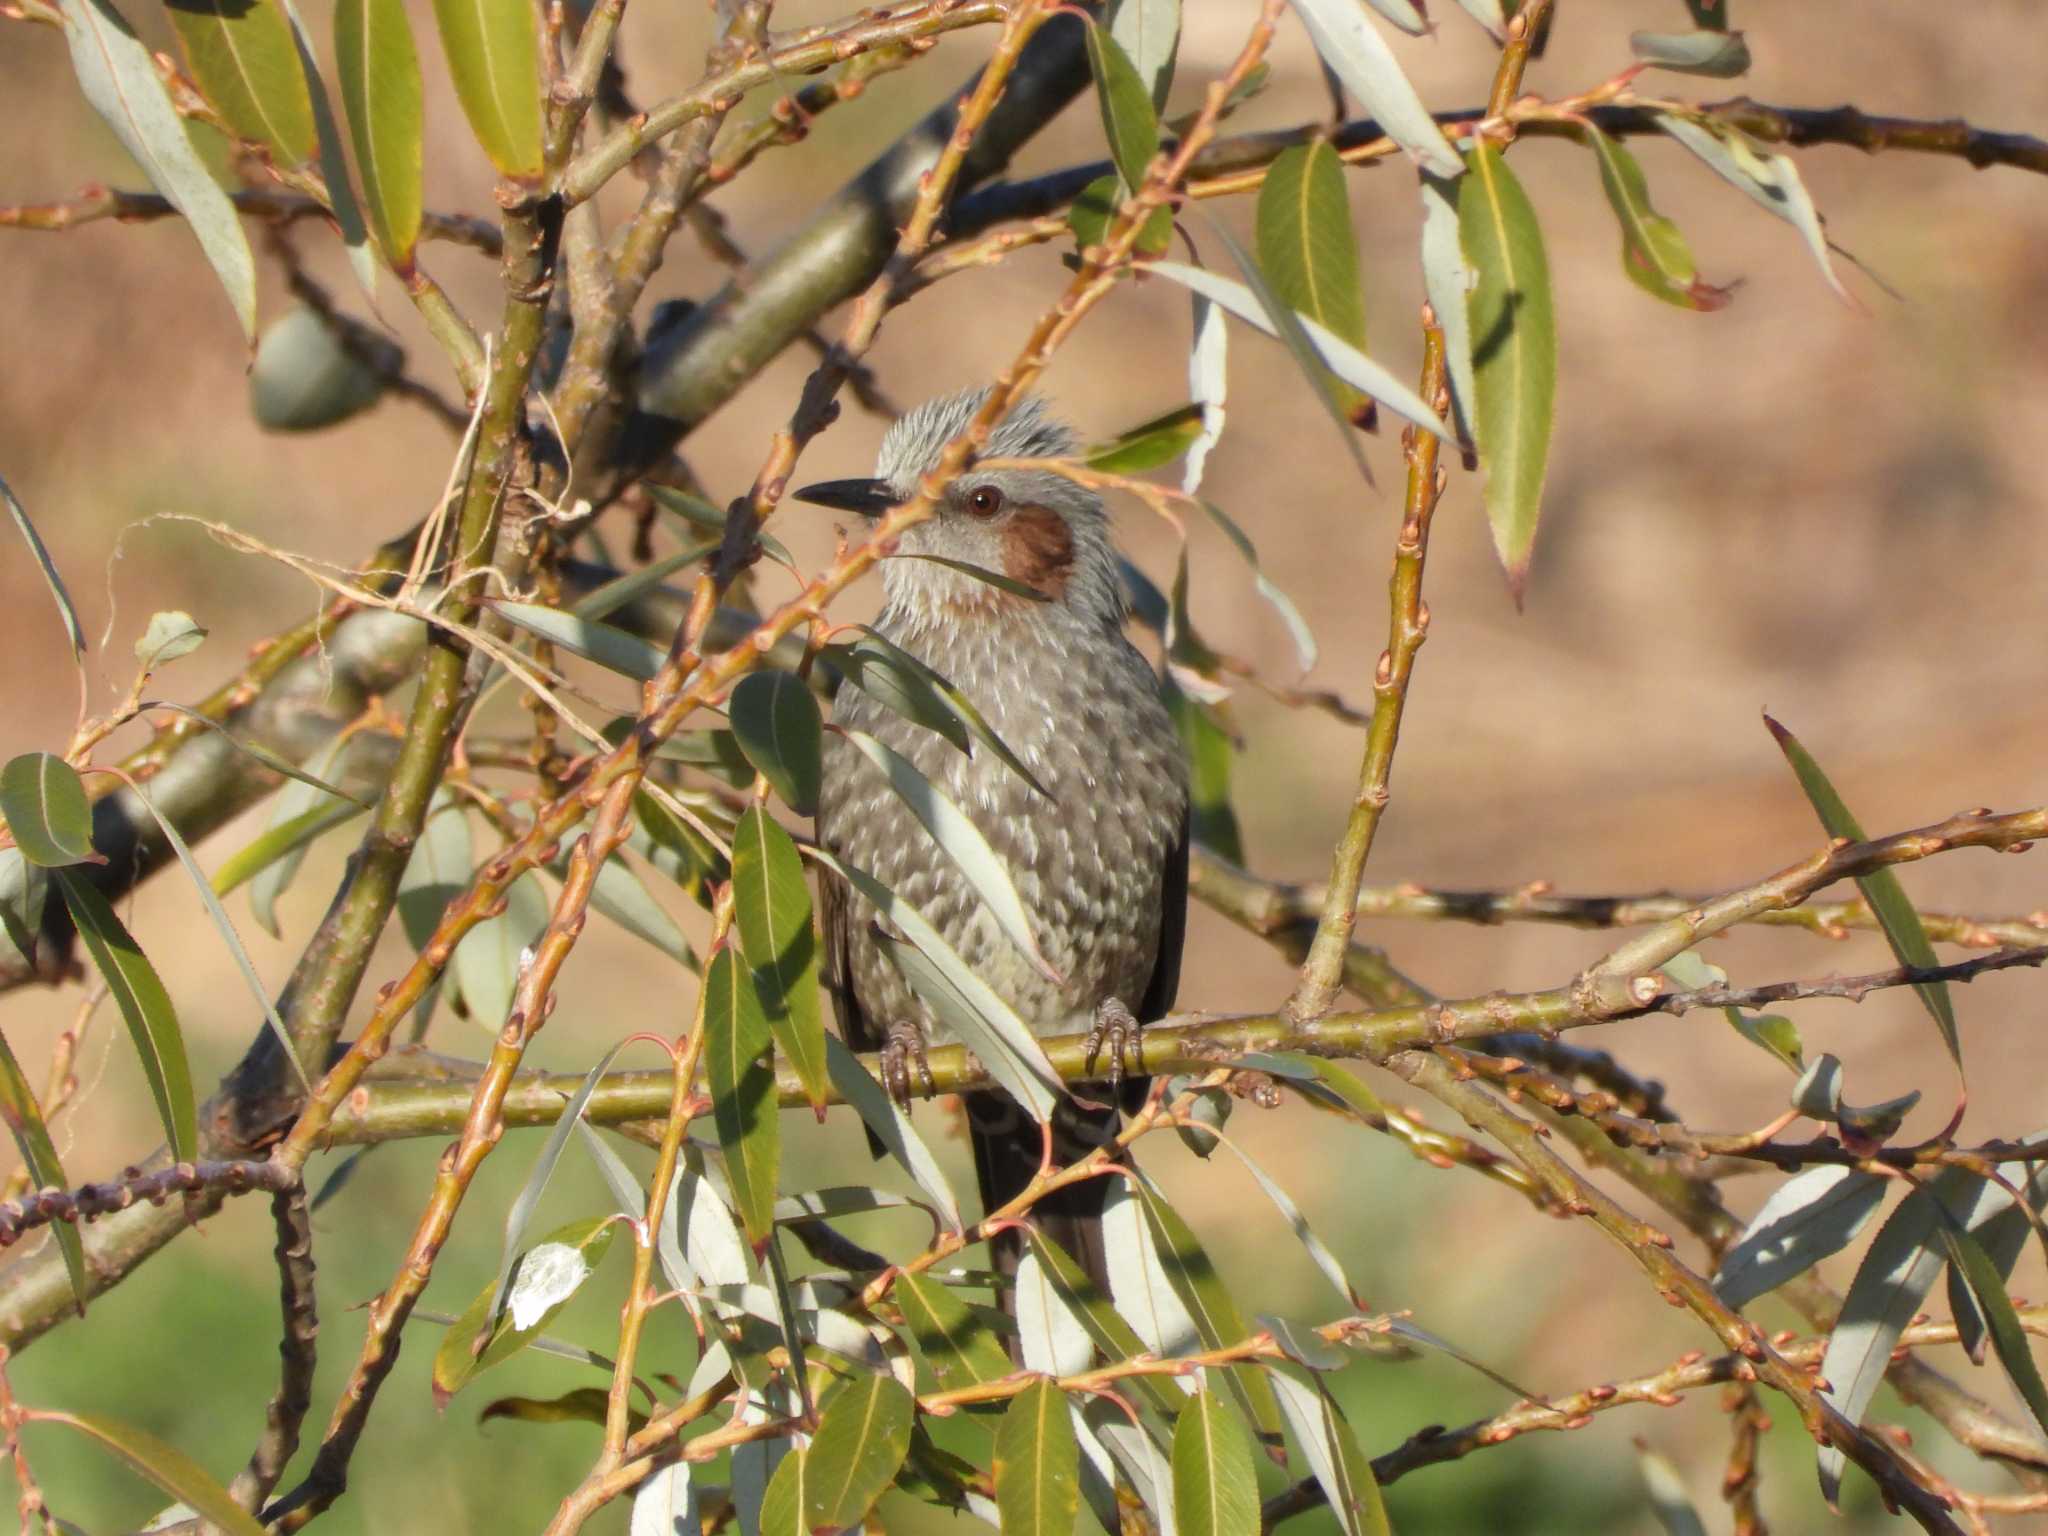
xmin=880 ymin=1018 xmax=937 ymax=1105
xmin=1083 ymin=997 xmax=1143 ymax=1090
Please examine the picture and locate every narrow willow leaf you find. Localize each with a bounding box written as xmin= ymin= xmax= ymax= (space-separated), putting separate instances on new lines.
xmin=1034 ymin=1226 xmax=1187 ymax=1421
xmin=1186 ymin=289 xmax=1227 ymax=494
xmin=334 ymin=0 xmax=423 ymax=265
xmin=1714 ymin=1166 xmax=1888 ymax=1310
xmin=1197 ymin=500 xmax=1316 ymax=671
xmin=245 ymin=737 xmax=354 ymax=934
xmin=1766 ymin=717 xmax=1958 ymax=1064
xmin=429 ymin=0 xmax=542 ymax=177
xmin=661 ymin=1153 xmax=753 ymax=1291
xmin=1083 ymin=1399 xmax=1178 ymax=1532
xmin=1630 ymin=29 xmax=1751 ymax=77
xmin=495 ymin=600 xmax=665 ymax=682
xmin=1656 ymin=113 xmax=1848 ymax=302
xmin=1257 ymin=140 xmax=1371 ymax=426
xmin=704 ymin=949 xmax=779 ymax=1247
xmin=34 ymin=1413 xmax=264 ymax=1536
xmin=397 ymin=796 xmax=472 ymax=951
xmin=0 ymin=1030 xmax=86 ymax=1313
xmin=1259 ymin=1314 xmax=1344 ymax=1371
xmin=851 ymin=627 xmax=1052 ymax=799
xmin=134 ymin=702 xmax=372 ymax=808
xmin=432 ymin=1215 xmax=618 ymax=1404
xmin=823 ymin=1033 xmax=960 ymax=1230
xmin=1949 ymin=1151 xmax=2048 ymax=1364
xmin=1 ymin=475 xmax=85 ymax=659
xmin=996 ymin=1378 xmax=1081 ymax=1536
xmin=1449 ymin=0 xmax=1504 ymax=39
xmin=895 ymin=552 xmax=1051 ymax=604
xmin=481 ymin=1042 xmax=628 ymax=1339
xmin=1172 ymin=1389 xmax=1260 ymax=1536
xmin=1377 ymin=1315 xmax=1540 ymax=1401
xmin=804 ymin=1374 xmax=916 ymax=1529
xmin=758 ymin=1447 xmax=809 ymax=1536
xmin=1266 ymin=1365 xmax=1390 ymax=1536
xmin=165 ymin=0 xmax=316 ymax=164
xmin=1105 ymin=1163 xmax=1197 ymax=1359
xmin=895 ymin=1270 xmax=1015 ymax=1392
xmin=1106 ymin=0 xmax=1177 ymax=111
xmin=630 ymin=1462 xmax=698 ymax=1536
xmin=730 ymin=808 xmax=829 ymax=1110
xmin=477 ymin=1386 xmax=631 ymax=1428
xmin=1283 ymin=0 xmax=1462 ymax=176
xmin=1460 ymin=143 xmax=1557 ymax=601
xmin=579 ymin=853 xmax=696 ymax=971
xmin=58 ymin=0 xmax=257 ymax=336
xmin=572 ymin=542 xmax=719 ymax=622
xmin=1207 ymin=1134 xmax=1356 ymax=1305
xmin=1015 ymin=1249 xmax=1094 ymax=1377
xmin=1582 ymin=127 xmax=1730 ymax=312
xmin=575 ymin=1120 xmax=644 ymax=1223
xmin=729 ymin=671 xmax=823 ymax=815
xmin=1148 ymin=260 xmax=1451 ymax=443
xmin=1418 ymin=172 xmax=1478 ymax=447
xmin=1 ymin=755 xmax=99 ymax=868
xmin=824 ymin=640 xmax=971 ymax=758
xmin=1362 ymin=0 xmax=1426 ymax=33
xmin=1083 ymin=22 xmax=1159 ymax=195
xmin=838 ymin=730 xmax=1056 ymax=980
xmin=1636 ymin=1443 xmax=1709 ymax=1536
xmin=1068 ymin=172 xmax=1173 ymax=257
xmin=815 ymin=850 xmax=1063 ymax=1120
xmin=0 ymin=852 xmax=46 ymax=972
xmin=280 ymin=0 xmax=376 ymax=299
xmin=1085 ymin=404 xmax=1206 ymax=475
xmin=1939 ymin=1218 xmax=2048 ymax=1440
xmin=451 ymin=871 xmax=549 ymax=1030
xmin=53 ymin=870 xmax=194 ymax=1160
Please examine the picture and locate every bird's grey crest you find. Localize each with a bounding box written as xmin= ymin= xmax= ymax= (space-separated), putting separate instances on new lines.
xmin=874 ymin=387 xmax=1078 ymax=490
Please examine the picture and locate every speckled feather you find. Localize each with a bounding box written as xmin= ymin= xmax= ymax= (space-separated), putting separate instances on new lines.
xmin=812 ymin=390 xmax=1189 ymax=1295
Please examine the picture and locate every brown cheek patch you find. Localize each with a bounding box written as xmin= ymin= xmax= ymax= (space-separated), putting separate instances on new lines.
xmin=999 ymin=505 xmax=1074 ymax=601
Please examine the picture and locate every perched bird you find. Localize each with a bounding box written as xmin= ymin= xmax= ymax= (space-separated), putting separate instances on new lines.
xmin=798 ymin=388 xmax=1189 ymax=1298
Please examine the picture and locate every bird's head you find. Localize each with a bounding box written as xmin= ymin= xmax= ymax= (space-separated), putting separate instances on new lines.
xmin=795 ymin=387 xmax=1126 ymax=630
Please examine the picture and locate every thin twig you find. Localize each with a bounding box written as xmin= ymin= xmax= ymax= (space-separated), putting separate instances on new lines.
xmin=227 ymin=1185 xmax=318 ymax=1513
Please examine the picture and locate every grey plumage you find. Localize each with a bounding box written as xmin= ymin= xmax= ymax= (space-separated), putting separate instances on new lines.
xmin=805 ymin=387 xmax=1189 ymax=1299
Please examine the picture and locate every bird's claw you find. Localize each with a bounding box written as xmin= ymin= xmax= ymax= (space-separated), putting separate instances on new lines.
xmin=1083 ymin=997 xmax=1143 ymax=1090
xmin=881 ymin=1019 xmax=936 ymax=1106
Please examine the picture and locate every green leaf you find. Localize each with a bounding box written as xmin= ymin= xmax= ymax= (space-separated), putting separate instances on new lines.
xmin=1171 ymin=1388 xmax=1260 ymax=1536
xmin=1283 ymin=0 xmax=1462 ymax=177
xmin=0 ymin=1029 xmax=87 ymax=1314
xmin=895 ymin=1271 xmax=1015 ymax=1393
xmin=1939 ymin=1215 xmax=2048 ymax=1439
xmin=1655 ymin=113 xmax=1848 ymax=303
xmin=220 ymin=799 xmax=363 ymax=917
xmin=849 ymin=628 xmax=1052 ymax=800
xmin=34 ymin=1412 xmax=265 ymax=1536
xmin=164 ymin=0 xmax=316 ymax=164
xmin=1105 ymin=0 xmax=1177 ymax=111
xmin=429 ymin=0 xmax=542 ymax=177
xmin=1765 ymin=716 xmax=1958 ymax=1065
xmin=1067 ymin=171 xmax=1173 ymax=257
xmin=823 ymin=1035 xmax=960 ymax=1231
xmin=730 ymin=807 xmax=828 ymax=1112
xmin=134 ymin=611 xmax=207 ymax=670
xmin=1257 ymin=141 xmax=1371 ymax=425
xmin=495 ymin=599 xmax=666 ymax=682
xmin=1165 ymin=683 xmax=1242 ymax=864
xmin=757 ymin=1446 xmax=809 ymax=1536
xmin=1 ymin=755 xmax=99 ymax=868
xmin=1460 ymin=143 xmax=1557 ymax=602
xmin=1266 ymin=1365 xmax=1390 ymax=1536
xmin=1661 ymin=948 xmax=1801 ymax=1073
xmin=1083 ymin=22 xmax=1160 ymax=197
xmin=249 ymin=305 xmax=388 ymax=431
xmin=53 ymin=869 xmax=195 ymax=1161
xmin=1028 ymin=1231 xmax=1185 ymax=1420
xmin=1630 ymin=28 xmax=1751 ymax=77
xmin=1713 ymin=1165 xmax=1887 ymax=1310
xmin=729 ymin=671 xmax=823 ymax=816
xmin=0 ymin=851 xmax=47 ymax=973
xmin=57 ymin=0 xmax=257 ymax=337
xmin=478 ymin=1386 xmax=629 ymax=1429
xmin=432 ymin=1214 xmax=619 ymax=1403
xmin=995 ymin=1377 xmax=1081 ymax=1536
xmin=1 ymin=474 xmax=85 ymax=659
xmin=1085 ymin=406 xmax=1207 ymax=475
xmin=703 ymin=948 xmax=779 ymax=1248
xmin=803 ymin=1374 xmax=916 ymax=1529
xmin=1582 ymin=127 xmax=1730 ymax=312
xmin=334 ymin=0 xmax=423 ymax=266
xmin=281 ymin=0 xmax=377 ymax=300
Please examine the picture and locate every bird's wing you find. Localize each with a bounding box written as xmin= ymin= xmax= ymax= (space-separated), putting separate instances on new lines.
xmin=816 ymin=850 xmax=879 ymax=1053
xmin=1137 ymin=806 xmax=1189 ymax=1024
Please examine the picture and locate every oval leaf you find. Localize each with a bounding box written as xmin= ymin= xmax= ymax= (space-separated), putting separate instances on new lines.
xmin=996 ymin=1377 xmax=1082 ymax=1536
xmin=430 ymin=0 xmax=542 ymax=177
xmin=804 ymin=1374 xmax=916 ymax=1529
xmin=704 ymin=948 xmax=779 ymax=1248
xmin=1172 ymin=1388 xmax=1260 ymax=1536
xmin=58 ymin=0 xmax=257 ymax=336
xmin=1083 ymin=21 xmax=1159 ymax=196
xmin=1630 ymin=28 xmax=1751 ymax=77
xmin=432 ymin=1214 xmax=618 ymax=1403
xmin=334 ymin=0 xmax=424 ymax=266
xmin=1459 ymin=143 xmax=1557 ymax=602
xmin=1 ymin=754 xmax=99 ymax=868
xmin=730 ymin=671 xmax=823 ymax=816
xmin=165 ymin=0 xmax=316 ymax=164
xmin=1105 ymin=0 xmax=1177 ymax=111
xmin=895 ymin=1270 xmax=1015 ymax=1393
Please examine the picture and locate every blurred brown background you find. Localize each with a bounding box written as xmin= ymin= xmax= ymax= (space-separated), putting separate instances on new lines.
xmin=2 ymin=0 xmax=2045 ymax=1530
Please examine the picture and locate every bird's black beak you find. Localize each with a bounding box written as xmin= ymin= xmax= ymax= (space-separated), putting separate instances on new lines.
xmin=793 ymin=477 xmax=896 ymax=518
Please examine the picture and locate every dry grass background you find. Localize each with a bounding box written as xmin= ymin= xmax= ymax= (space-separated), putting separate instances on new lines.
xmin=1 ymin=1 xmax=2045 ymax=1531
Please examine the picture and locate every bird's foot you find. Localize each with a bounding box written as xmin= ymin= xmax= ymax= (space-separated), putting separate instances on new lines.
xmin=1083 ymin=997 xmax=1144 ymax=1090
xmin=880 ymin=1018 xmax=936 ymax=1106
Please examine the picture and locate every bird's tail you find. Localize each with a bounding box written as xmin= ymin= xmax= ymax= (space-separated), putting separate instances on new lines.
xmin=966 ymin=1088 xmax=1128 ymax=1309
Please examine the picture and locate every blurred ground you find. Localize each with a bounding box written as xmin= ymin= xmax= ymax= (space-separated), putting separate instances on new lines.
xmin=2 ymin=1 xmax=2046 ymax=1532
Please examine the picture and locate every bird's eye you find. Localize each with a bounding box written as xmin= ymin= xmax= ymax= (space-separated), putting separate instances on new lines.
xmin=966 ymin=486 xmax=1004 ymax=518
